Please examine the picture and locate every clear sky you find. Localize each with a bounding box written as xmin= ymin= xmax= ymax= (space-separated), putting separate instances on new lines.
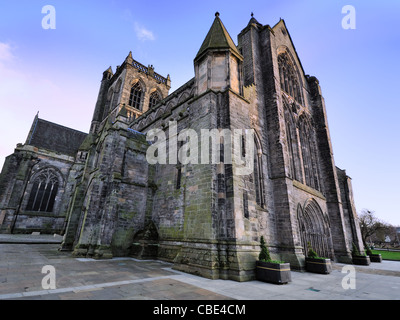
xmin=0 ymin=0 xmax=399 ymax=225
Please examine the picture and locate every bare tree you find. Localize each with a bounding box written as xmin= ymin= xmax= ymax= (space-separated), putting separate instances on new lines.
xmin=358 ymin=209 xmax=386 ymax=247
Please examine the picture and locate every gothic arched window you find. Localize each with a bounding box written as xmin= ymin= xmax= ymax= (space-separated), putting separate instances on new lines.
xmin=253 ymin=137 xmax=264 ymax=208
xmin=149 ymin=91 xmax=161 ymax=109
xmin=278 ymin=52 xmax=303 ymax=105
xmin=283 ymin=101 xmax=303 ymax=182
xmin=26 ymin=169 xmax=59 ymax=213
xmin=129 ymin=82 xmax=143 ymax=111
xmin=298 ymin=116 xmax=321 ymax=191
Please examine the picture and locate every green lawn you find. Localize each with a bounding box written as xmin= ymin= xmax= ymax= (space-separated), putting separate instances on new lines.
xmin=371 ymin=250 xmax=400 ymax=261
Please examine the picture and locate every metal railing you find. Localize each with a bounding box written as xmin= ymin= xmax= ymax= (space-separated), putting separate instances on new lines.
xmin=132 ymin=59 xmax=167 ymax=84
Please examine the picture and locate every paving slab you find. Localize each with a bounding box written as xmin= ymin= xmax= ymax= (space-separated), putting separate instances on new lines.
xmin=0 ymin=242 xmax=399 ymax=301
xmin=0 ymin=234 xmax=63 ymax=244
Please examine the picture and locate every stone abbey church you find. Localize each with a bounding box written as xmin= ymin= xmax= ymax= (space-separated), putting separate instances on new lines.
xmin=0 ymin=13 xmax=364 ymax=281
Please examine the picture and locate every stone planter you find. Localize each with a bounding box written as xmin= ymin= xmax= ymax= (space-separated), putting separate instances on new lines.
xmin=305 ymin=257 xmax=332 ymax=274
xmin=352 ymin=255 xmax=370 ymax=265
xmin=368 ymin=254 xmax=382 ymax=263
xmin=256 ymin=261 xmax=291 ymax=284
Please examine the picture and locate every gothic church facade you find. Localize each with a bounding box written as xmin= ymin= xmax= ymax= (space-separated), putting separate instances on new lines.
xmin=0 ymin=14 xmax=364 ymax=281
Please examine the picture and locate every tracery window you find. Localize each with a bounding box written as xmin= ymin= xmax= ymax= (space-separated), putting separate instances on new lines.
xmin=285 ymin=116 xmax=298 ymax=180
xmin=278 ymin=53 xmax=303 ymax=104
xmin=298 ymin=117 xmax=321 ymax=191
xmin=26 ymin=169 xmax=59 ymax=213
xmin=284 ymin=101 xmax=303 ymax=182
xmin=129 ymin=82 xmax=143 ymax=111
xmin=149 ymin=91 xmax=161 ymax=109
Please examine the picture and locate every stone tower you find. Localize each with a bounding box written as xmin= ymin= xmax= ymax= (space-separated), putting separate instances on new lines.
xmin=235 ymin=15 xmax=362 ymax=266
xmin=59 ymin=53 xmax=171 ymax=258
xmin=90 ymin=52 xmax=171 ymax=135
xmin=0 ymin=13 xmax=364 ymax=282
xmin=124 ymin=13 xmax=363 ymax=279
xmin=194 ymin=12 xmax=243 ymax=95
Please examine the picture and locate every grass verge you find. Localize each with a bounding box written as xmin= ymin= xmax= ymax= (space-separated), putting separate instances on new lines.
xmin=371 ymin=250 xmax=400 ymax=261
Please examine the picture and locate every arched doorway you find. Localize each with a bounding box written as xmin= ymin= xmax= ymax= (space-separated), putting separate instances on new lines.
xmin=297 ymin=199 xmax=333 ymax=259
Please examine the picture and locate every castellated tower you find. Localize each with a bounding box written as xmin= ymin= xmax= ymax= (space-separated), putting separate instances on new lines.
xmin=60 ymin=53 xmax=171 ymax=258
xmin=90 ymin=51 xmax=171 ymax=135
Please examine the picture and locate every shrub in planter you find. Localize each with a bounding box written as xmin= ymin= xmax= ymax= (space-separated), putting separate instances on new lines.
xmin=351 ymin=242 xmax=370 ymax=265
xmin=305 ymin=242 xmax=332 ymax=274
xmin=256 ymin=236 xmax=291 ymax=284
xmin=366 ymin=247 xmax=382 ymax=263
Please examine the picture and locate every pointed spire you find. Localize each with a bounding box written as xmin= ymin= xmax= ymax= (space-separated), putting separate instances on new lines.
xmin=105 ymin=66 xmax=113 ymax=74
xmin=166 ymin=74 xmax=171 ymax=88
xmin=103 ymin=66 xmax=114 ymax=80
xmin=195 ymin=12 xmax=242 ymax=61
xmin=125 ymin=51 xmax=133 ymax=64
xmin=247 ymin=12 xmax=262 ymax=28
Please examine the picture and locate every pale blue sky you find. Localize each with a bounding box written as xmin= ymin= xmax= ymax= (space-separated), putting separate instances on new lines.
xmin=0 ymin=0 xmax=399 ymax=225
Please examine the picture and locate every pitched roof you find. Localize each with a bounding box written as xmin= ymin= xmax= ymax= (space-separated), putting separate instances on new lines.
xmin=195 ymin=12 xmax=242 ymax=61
xmin=26 ymin=116 xmax=88 ymax=156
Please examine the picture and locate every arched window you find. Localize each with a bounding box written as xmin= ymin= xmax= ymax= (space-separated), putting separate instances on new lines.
xmin=283 ymin=100 xmax=303 ymax=182
xmin=26 ymin=169 xmax=59 ymax=213
xmin=253 ymin=137 xmax=264 ymax=208
xmin=278 ymin=52 xmax=303 ymax=105
xmin=129 ymin=82 xmax=143 ymax=111
xmin=149 ymin=91 xmax=161 ymax=109
xmin=298 ymin=116 xmax=321 ymax=191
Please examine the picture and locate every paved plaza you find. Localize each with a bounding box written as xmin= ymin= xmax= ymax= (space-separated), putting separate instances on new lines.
xmin=0 ymin=235 xmax=399 ymax=301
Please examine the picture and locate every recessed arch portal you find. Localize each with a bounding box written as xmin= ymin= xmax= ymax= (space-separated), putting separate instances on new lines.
xmin=297 ymin=199 xmax=333 ymax=259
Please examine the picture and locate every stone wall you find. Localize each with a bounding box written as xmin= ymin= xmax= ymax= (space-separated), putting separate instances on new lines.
xmin=0 ymin=14 xmax=366 ymax=282
xmin=0 ymin=144 xmax=77 ymax=234
xmin=64 ymin=114 xmax=153 ymax=259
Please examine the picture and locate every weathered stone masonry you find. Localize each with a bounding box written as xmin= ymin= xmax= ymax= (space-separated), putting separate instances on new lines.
xmin=0 ymin=13 xmax=364 ymax=281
